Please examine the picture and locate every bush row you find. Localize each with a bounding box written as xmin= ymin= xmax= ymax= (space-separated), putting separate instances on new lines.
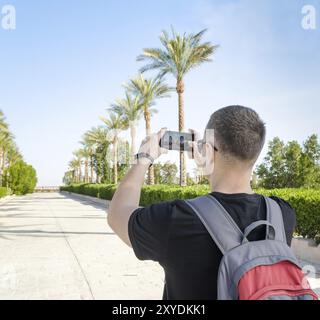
xmin=3 ymin=160 xmax=37 ymax=195
xmin=60 ymin=184 xmax=211 ymax=205
xmin=0 ymin=187 xmax=11 ymax=198
xmin=257 ymin=188 xmax=320 ymax=242
xmin=60 ymin=184 xmax=118 ymax=201
xmin=60 ymin=184 xmax=320 ymax=242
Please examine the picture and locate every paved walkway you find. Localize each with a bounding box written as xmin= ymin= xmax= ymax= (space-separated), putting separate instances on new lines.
xmin=0 ymin=192 xmax=319 ymax=300
xmin=0 ymin=193 xmax=163 ymax=300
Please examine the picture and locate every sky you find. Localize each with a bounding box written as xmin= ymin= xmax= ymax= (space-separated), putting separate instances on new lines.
xmin=0 ymin=0 xmax=319 ymax=186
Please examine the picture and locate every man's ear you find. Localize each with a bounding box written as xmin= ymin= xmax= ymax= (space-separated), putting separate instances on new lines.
xmin=205 ymin=143 xmax=214 ymax=158
xmin=202 ymin=143 xmax=215 ymax=176
xmin=205 ymin=143 xmax=215 ymax=163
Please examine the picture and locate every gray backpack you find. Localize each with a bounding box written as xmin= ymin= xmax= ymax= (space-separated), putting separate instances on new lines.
xmin=185 ymin=195 xmax=318 ymax=300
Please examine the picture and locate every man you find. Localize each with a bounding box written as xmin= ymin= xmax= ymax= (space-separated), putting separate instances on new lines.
xmin=107 ymin=105 xmax=296 ymax=300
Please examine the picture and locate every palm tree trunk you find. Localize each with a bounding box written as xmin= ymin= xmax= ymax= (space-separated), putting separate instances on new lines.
xmin=113 ymin=138 xmax=118 ymax=184
xmin=0 ymin=150 xmax=3 ymax=185
xmin=90 ymin=157 xmax=94 ymax=183
xmin=84 ymin=160 xmax=89 ymax=183
xmin=144 ymin=107 xmax=155 ymax=185
xmin=2 ymin=149 xmax=6 ymax=172
xmin=177 ymin=80 xmax=187 ymax=186
xmin=78 ymin=166 xmax=82 ymax=183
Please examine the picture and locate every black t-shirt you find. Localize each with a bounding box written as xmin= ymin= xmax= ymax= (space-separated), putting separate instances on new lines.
xmin=128 ymin=192 xmax=296 ymax=300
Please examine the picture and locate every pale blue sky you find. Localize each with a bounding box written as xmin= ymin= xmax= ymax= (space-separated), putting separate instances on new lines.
xmin=0 ymin=0 xmax=319 ymax=186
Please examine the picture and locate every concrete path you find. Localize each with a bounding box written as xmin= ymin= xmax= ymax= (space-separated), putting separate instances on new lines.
xmin=0 ymin=193 xmax=163 ymax=300
xmin=0 ymin=192 xmax=319 ymax=300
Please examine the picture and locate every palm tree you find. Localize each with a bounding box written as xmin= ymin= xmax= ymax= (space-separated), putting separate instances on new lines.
xmin=68 ymin=159 xmax=81 ymax=183
xmin=0 ymin=111 xmax=10 ymax=174
xmin=0 ymin=111 xmax=23 ymax=187
xmin=109 ymin=91 xmax=143 ymax=164
xmin=84 ymin=126 xmax=111 ymax=183
xmin=0 ymin=132 xmax=15 ymax=184
xmin=100 ymin=112 xmax=128 ymax=184
xmin=137 ymin=28 xmax=218 ymax=186
xmin=78 ymin=148 xmax=91 ymax=183
xmin=6 ymin=141 xmax=22 ymax=167
xmin=0 ymin=110 xmax=27 ymax=190
xmin=0 ymin=111 xmax=9 ymax=136
xmin=125 ymin=74 xmax=172 ymax=184
xmin=80 ymin=138 xmax=95 ymax=183
xmin=72 ymin=150 xmax=83 ymax=183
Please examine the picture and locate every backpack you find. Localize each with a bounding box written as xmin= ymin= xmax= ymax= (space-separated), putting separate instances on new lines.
xmin=185 ymin=195 xmax=318 ymax=300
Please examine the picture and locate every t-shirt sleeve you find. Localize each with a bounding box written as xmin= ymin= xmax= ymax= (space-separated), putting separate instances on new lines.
xmin=270 ymin=196 xmax=297 ymax=246
xmin=128 ymin=201 xmax=173 ymax=262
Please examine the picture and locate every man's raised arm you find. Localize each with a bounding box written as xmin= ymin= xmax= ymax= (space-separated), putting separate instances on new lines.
xmin=107 ymin=129 xmax=167 ymax=247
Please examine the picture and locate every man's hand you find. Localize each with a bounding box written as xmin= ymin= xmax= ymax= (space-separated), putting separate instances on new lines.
xmin=187 ymin=129 xmax=215 ymax=176
xmin=136 ymin=128 xmax=168 ymax=165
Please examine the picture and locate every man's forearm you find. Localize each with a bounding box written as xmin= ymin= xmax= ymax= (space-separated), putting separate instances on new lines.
xmin=109 ymin=162 xmax=149 ymax=213
xmin=107 ymin=162 xmax=150 ymax=246
xmin=107 ymin=129 xmax=166 ymax=247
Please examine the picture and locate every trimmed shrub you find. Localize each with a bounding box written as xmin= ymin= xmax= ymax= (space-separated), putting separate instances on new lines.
xmin=139 ymin=185 xmax=210 ymax=206
xmin=3 ymin=160 xmax=37 ymax=195
xmin=257 ymin=189 xmax=320 ymax=242
xmin=60 ymin=184 xmax=117 ymax=200
xmin=0 ymin=187 xmax=11 ymax=198
xmin=60 ymin=184 xmax=320 ymax=242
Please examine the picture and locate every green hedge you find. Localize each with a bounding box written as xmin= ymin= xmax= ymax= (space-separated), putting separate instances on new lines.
xmin=256 ymin=189 xmax=320 ymax=242
xmin=60 ymin=184 xmax=118 ymax=201
xmin=60 ymin=184 xmax=320 ymax=242
xmin=0 ymin=187 xmax=11 ymax=198
xmin=3 ymin=160 xmax=37 ymax=195
xmin=139 ymin=185 xmax=210 ymax=206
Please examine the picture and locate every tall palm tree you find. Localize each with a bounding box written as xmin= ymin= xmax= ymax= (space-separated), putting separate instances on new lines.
xmin=0 ymin=111 xmax=23 ymax=187
xmin=6 ymin=143 xmax=22 ymax=167
xmin=78 ymin=148 xmax=91 ymax=183
xmin=68 ymin=159 xmax=81 ymax=183
xmin=0 ymin=111 xmax=9 ymax=136
xmin=84 ymin=126 xmax=111 ymax=183
xmin=100 ymin=112 xmax=128 ymax=184
xmin=125 ymin=74 xmax=172 ymax=184
xmin=137 ymin=28 xmax=218 ymax=186
xmin=72 ymin=150 xmax=83 ymax=183
xmin=0 ymin=132 xmax=14 ymax=184
xmin=80 ymin=136 xmax=95 ymax=183
xmin=109 ymin=91 xmax=143 ymax=163
xmin=0 ymin=111 xmax=10 ymax=173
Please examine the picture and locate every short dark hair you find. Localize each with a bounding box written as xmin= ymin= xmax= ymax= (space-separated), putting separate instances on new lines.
xmin=207 ymin=105 xmax=266 ymax=163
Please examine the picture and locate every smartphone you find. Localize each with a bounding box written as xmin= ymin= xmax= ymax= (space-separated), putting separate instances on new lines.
xmin=159 ymin=131 xmax=195 ymax=152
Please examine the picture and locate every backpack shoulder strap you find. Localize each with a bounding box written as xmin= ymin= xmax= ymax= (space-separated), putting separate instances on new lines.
xmin=264 ymin=196 xmax=287 ymax=243
xmin=185 ymin=195 xmax=243 ymax=254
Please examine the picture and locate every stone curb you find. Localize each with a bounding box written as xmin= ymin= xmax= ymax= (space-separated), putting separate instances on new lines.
xmin=60 ymin=191 xmax=109 ymax=207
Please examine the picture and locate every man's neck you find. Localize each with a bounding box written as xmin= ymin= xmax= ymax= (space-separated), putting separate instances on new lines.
xmin=209 ymin=167 xmax=254 ymax=195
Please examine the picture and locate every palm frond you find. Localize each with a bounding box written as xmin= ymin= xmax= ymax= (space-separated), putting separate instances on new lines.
xmin=137 ymin=27 xmax=219 ymax=81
